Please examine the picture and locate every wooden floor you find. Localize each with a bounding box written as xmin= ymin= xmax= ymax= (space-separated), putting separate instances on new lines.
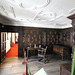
xmin=0 ymin=55 xmax=71 ymax=75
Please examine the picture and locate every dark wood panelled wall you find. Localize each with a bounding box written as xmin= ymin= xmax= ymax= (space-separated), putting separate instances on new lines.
xmin=68 ymin=14 xmax=75 ymax=60
xmin=0 ymin=22 xmax=74 ymax=63
xmin=22 ymin=27 xmax=72 ymax=55
xmin=0 ymin=25 xmax=1 ymax=63
xmin=23 ymin=27 xmax=73 ymax=47
xmin=60 ymin=14 xmax=75 ymax=75
xmin=22 ymin=28 xmax=60 ymax=55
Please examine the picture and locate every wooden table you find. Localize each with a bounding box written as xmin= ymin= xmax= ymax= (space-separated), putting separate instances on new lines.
xmin=27 ymin=47 xmax=42 ymax=58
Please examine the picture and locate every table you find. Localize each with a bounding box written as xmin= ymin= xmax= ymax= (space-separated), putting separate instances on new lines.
xmin=27 ymin=47 xmax=42 ymax=58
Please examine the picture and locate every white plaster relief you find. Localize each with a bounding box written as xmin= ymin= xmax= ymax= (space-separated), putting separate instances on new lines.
xmin=0 ymin=5 xmax=9 ymax=16
xmin=68 ymin=8 xmax=75 ymax=14
xmin=34 ymin=11 xmax=43 ymax=20
xmin=10 ymin=6 xmax=16 ymax=17
xmin=35 ymin=0 xmax=50 ymax=8
xmin=19 ymin=3 xmax=24 ymax=8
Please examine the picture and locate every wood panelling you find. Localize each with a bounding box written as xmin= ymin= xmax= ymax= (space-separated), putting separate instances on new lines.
xmin=67 ymin=14 xmax=75 ymax=59
xmin=59 ymin=14 xmax=75 ymax=75
xmin=25 ymin=29 xmax=42 ymax=47
xmin=22 ymin=28 xmax=73 ymax=56
xmin=1 ymin=32 xmax=6 ymax=62
xmin=23 ymin=28 xmax=61 ymax=47
xmin=1 ymin=24 xmax=19 ymax=32
xmin=46 ymin=29 xmax=60 ymax=45
xmin=60 ymin=28 xmax=73 ymax=47
xmin=18 ymin=27 xmax=23 ymax=57
xmin=0 ymin=24 xmax=1 ymax=63
xmin=22 ymin=28 xmax=61 ymax=55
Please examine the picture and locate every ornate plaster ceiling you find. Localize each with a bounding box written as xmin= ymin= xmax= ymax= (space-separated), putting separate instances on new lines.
xmin=0 ymin=0 xmax=75 ymax=28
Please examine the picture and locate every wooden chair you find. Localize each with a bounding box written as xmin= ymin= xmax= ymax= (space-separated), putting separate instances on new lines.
xmin=38 ymin=46 xmax=48 ymax=63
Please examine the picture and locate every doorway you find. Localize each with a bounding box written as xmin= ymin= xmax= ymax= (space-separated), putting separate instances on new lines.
xmin=6 ymin=32 xmax=18 ymax=57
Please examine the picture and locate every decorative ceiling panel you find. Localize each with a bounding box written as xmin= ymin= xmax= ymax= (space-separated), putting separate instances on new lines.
xmin=0 ymin=0 xmax=75 ymax=28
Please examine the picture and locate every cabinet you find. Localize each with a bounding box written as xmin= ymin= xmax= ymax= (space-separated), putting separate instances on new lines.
xmin=53 ymin=45 xmax=71 ymax=60
xmin=60 ymin=63 xmax=71 ymax=75
xmin=1 ymin=32 xmax=6 ymax=62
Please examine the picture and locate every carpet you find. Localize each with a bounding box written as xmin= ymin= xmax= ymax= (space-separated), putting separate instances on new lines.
xmin=6 ymin=44 xmax=18 ymax=57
